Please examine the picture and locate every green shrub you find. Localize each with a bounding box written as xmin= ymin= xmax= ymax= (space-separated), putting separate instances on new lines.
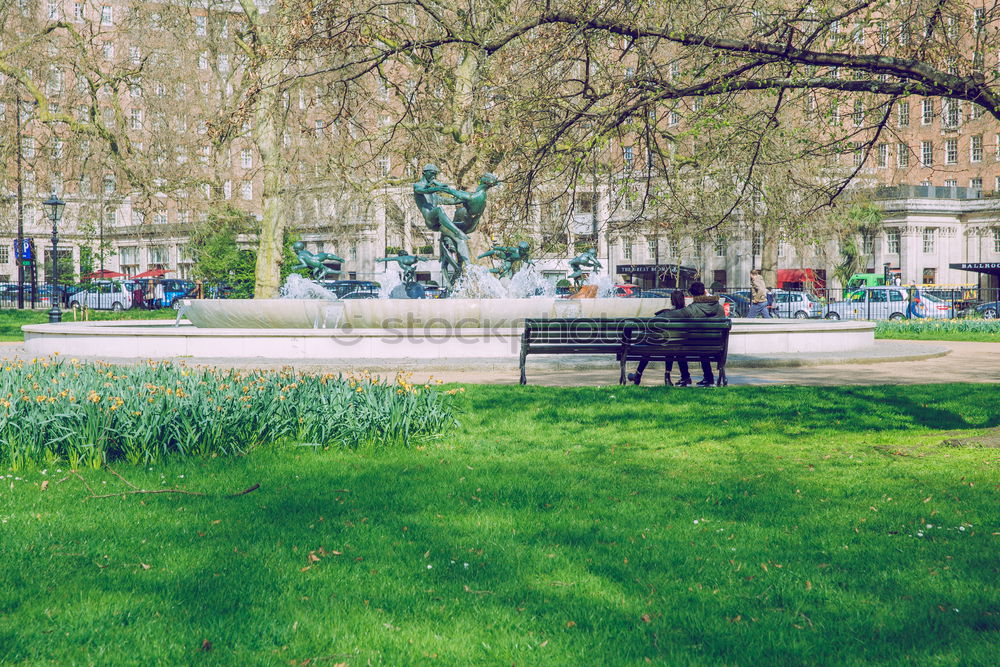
xmin=0 ymin=359 xmax=457 ymax=468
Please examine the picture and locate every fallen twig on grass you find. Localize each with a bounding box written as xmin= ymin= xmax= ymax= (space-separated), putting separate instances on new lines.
xmin=106 ymin=466 xmax=140 ymax=490
xmin=88 ymin=488 xmax=206 ymax=499
xmin=71 ymin=469 xmax=260 ymax=500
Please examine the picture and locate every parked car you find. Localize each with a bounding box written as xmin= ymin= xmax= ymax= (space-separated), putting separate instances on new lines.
xmin=720 ymin=292 xmax=751 ymax=317
xmin=340 ymin=290 xmax=378 ymax=300
xmin=614 ymin=284 xmax=641 ymax=298
xmin=318 ymin=279 xmax=380 ymax=298
xmin=68 ymin=281 xmax=136 ymax=311
xmin=824 ymin=287 xmax=951 ymax=320
xmin=974 ymin=301 xmax=999 ymax=319
xmin=771 ymin=290 xmax=824 ymax=319
xmin=638 ymin=288 xmax=675 ymax=299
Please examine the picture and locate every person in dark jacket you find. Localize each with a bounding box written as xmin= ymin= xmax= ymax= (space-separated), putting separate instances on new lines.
xmin=663 ymin=281 xmax=726 ymax=386
xmin=628 ymin=290 xmax=691 ymax=386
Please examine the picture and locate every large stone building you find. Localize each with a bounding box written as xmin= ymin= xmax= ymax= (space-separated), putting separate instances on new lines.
xmin=2 ymin=1 xmax=1000 ymax=294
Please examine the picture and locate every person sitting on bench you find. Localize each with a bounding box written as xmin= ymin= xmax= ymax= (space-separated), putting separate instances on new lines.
xmin=630 ymin=281 xmax=726 ymax=387
xmin=629 ymin=290 xmax=693 ymax=386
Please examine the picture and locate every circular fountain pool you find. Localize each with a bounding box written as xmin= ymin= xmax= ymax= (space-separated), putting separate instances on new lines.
xmin=22 ymin=297 xmax=875 ymax=362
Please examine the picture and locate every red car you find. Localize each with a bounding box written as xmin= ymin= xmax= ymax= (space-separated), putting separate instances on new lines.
xmin=614 ymin=284 xmax=641 ymax=298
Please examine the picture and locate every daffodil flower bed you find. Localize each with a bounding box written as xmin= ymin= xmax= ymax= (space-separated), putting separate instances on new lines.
xmin=875 ymin=318 xmax=1000 ymax=341
xmin=0 ymin=358 xmax=458 ymax=468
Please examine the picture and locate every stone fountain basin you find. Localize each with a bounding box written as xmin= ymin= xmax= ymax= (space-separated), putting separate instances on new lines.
xmin=181 ymin=298 xmax=674 ymax=329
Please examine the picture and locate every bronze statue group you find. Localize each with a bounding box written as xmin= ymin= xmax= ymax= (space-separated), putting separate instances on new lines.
xmin=292 ymin=163 xmax=608 ymax=295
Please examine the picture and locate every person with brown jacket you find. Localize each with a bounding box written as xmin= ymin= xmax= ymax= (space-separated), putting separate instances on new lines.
xmin=748 ymin=269 xmax=771 ymax=318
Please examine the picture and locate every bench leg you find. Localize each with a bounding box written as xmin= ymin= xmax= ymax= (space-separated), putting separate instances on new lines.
xmin=519 ymin=357 xmax=527 ymax=385
xmin=717 ymin=365 xmax=727 ymax=387
xmin=619 ymin=354 xmax=627 ymax=385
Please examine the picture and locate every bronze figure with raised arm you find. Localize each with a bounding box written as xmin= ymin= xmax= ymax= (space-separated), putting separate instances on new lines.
xmin=374 ymin=251 xmax=429 ymax=285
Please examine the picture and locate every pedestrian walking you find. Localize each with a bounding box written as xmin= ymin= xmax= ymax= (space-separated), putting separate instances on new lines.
xmin=748 ymin=269 xmax=771 ymax=318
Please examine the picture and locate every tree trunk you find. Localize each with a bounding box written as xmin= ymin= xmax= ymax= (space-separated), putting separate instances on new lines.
xmin=252 ymin=73 xmax=285 ymax=298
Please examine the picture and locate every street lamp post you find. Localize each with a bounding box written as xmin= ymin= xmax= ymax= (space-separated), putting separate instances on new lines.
xmin=42 ymin=191 xmax=66 ymax=323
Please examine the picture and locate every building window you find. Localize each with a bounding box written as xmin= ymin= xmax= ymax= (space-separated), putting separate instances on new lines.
xmin=198 ymin=53 xmax=208 ymax=70
xmin=623 ymin=146 xmax=633 ymax=168
xmin=922 ymin=267 xmax=936 ymax=284
xmin=886 ymin=229 xmax=900 ymax=254
xmin=667 ymin=237 xmax=680 ymax=258
xmin=862 ymin=234 xmax=875 ymax=255
xmin=853 ymin=100 xmax=864 ymax=126
xmin=752 ymin=234 xmax=762 ymax=256
xmin=714 ymin=236 xmax=726 ymax=257
xmin=73 ymin=2 xmax=83 ymax=21
xmin=852 ymin=143 xmax=864 ymax=167
xmin=974 ymin=8 xmax=986 ymax=31
xmin=223 ymin=180 xmax=232 ymax=199
xmin=195 ymin=15 xmax=206 ymax=36
xmin=921 ymin=98 xmax=934 ymax=124
xmin=622 ymin=240 xmax=633 ymax=260
xmin=240 ymin=181 xmax=252 ymax=200
xmin=921 ymin=141 xmax=933 ymax=166
xmin=971 ymin=135 xmax=983 ymax=162
xmin=120 ymin=246 xmax=138 ymax=265
xmin=994 ymin=228 xmax=1000 ymax=253
xmin=945 ymin=138 xmax=958 ymax=164
xmin=153 ymin=211 xmax=167 ymax=225
xmin=130 ymin=108 xmax=142 ymax=130
xmin=240 ymin=149 xmax=252 ymax=169
xmin=971 ymin=177 xmax=983 ymax=191
xmin=100 ymin=5 xmax=112 ymax=25
xmin=647 ymin=238 xmax=657 ymax=259
xmin=877 ymin=143 xmax=888 ymax=168
xmin=897 ymin=101 xmax=909 ymax=127
xmin=945 ymin=179 xmax=957 ymax=187
xmin=149 ymin=246 xmax=169 ymax=265
xmin=378 ymin=156 xmax=391 ymax=177
xmin=943 ymin=98 xmax=960 ymax=127
xmin=668 ymin=110 xmax=679 ymax=126
xmin=922 ymin=228 xmax=935 ymax=253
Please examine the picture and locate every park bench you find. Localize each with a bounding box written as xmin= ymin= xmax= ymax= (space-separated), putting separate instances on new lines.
xmin=518 ymin=317 xmax=731 ymax=386
xmin=620 ymin=318 xmax=732 ymax=387
xmin=519 ymin=318 xmax=645 ymax=385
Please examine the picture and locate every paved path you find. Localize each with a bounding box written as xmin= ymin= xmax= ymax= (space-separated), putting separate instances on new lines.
xmin=497 ymin=341 xmax=999 ymax=386
xmin=2 ymin=340 xmax=998 ymax=386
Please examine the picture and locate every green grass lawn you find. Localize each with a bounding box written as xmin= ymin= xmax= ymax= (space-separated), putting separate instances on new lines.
xmin=1 ymin=383 xmax=997 ymax=665
xmin=0 ymin=308 xmax=176 ymax=341
xmin=875 ymin=319 xmax=1000 ymax=343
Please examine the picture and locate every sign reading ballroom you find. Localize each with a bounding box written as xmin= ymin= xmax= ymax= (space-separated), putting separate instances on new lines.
xmin=949 ymin=262 xmax=1000 ymax=272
